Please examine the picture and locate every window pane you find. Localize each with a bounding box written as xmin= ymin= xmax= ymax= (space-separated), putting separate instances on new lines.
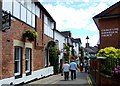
xmin=21 ymin=5 xmax=27 ymax=22
xmin=15 ymin=47 xmax=22 ymax=74
xmin=31 ymin=2 xmax=35 ymax=14
xmin=2 ymin=0 xmax=13 ymax=14
xmin=26 ymin=48 xmax=31 ymax=71
xmin=27 ymin=10 xmax=32 ymax=25
xmin=35 ymin=6 xmax=40 ymax=17
xmin=15 ymin=61 xmax=20 ymax=73
xmin=26 ymin=1 xmax=31 ymax=11
xmin=15 ymin=47 xmax=20 ymax=60
xmin=26 ymin=60 xmax=28 ymax=70
xmin=26 ymin=48 xmax=30 ymax=59
xmin=32 ymin=14 xmax=35 ymax=27
xmin=13 ymin=0 xmax=20 ymax=18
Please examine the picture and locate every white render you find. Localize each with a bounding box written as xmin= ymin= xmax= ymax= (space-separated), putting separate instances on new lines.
xmin=54 ymin=30 xmax=65 ymax=63
xmin=0 ymin=67 xmax=53 ymax=85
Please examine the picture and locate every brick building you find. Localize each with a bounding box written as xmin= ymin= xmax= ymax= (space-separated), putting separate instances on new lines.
xmin=93 ymin=1 xmax=120 ymax=49
xmin=0 ymin=0 xmax=56 ymax=85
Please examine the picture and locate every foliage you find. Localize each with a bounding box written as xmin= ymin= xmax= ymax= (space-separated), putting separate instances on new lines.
xmin=48 ymin=41 xmax=59 ymax=74
xmin=23 ymin=29 xmax=38 ymax=41
xmin=112 ymin=65 xmax=120 ymax=79
xmin=97 ymin=47 xmax=120 ymax=76
xmin=63 ymin=43 xmax=70 ymax=63
xmin=97 ymin=47 xmax=118 ymax=59
xmin=47 ymin=40 xmax=56 ymax=47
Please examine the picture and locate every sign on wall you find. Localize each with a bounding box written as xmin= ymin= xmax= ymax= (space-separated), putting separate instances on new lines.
xmin=2 ymin=11 xmax=11 ymax=31
xmin=101 ymin=28 xmax=119 ymax=37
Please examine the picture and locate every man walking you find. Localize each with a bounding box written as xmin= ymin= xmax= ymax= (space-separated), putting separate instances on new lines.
xmin=63 ymin=61 xmax=70 ymax=80
xmin=70 ymin=59 xmax=77 ymax=80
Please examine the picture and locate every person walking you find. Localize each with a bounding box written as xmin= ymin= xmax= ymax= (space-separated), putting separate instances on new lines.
xmin=63 ymin=61 xmax=70 ymax=80
xmin=70 ymin=59 xmax=77 ymax=80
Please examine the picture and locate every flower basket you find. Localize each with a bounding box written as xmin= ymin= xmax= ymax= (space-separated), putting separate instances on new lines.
xmin=22 ymin=29 xmax=38 ymax=42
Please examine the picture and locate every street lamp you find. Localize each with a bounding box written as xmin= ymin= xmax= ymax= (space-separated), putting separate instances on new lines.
xmin=86 ymin=36 xmax=89 ymax=43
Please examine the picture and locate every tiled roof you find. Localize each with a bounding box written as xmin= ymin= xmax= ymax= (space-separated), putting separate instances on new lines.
xmin=60 ymin=31 xmax=71 ymax=37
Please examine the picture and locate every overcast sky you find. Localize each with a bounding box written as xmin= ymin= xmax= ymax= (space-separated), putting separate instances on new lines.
xmin=39 ymin=0 xmax=119 ymax=47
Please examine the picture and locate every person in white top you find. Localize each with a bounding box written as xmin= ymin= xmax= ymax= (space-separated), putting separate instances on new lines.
xmin=63 ymin=61 xmax=70 ymax=80
xmin=70 ymin=59 xmax=77 ymax=80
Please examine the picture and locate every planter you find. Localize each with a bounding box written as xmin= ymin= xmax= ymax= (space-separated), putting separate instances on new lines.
xmin=22 ymin=29 xmax=38 ymax=42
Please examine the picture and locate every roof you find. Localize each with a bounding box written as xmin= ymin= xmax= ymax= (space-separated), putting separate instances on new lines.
xmin=93 ymin=1 xmax=120 ymax=18
xmin=60 ymin=31 xmax=71 ymax=38
xmin=93 ymin=1 xmax=120 ymax=30
xmin=84 ymin=46 xmax=98 ymax=54
xmin=71 ymin=38 xmax=82 ymax=44
xmin=54 ymin=29 xmax=66 ymax=37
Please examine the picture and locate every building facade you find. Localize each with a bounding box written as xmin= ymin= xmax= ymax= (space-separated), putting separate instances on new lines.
xmin=1 ymin=0 xmax=55 ymax=85
xmin=93 ymin=1 xmax=120 ymax=49
xmin=54 ymin=29 xmax=65 ymax=63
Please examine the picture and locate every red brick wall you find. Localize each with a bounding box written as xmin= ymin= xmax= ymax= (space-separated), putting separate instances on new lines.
xmin=1 ymin=16 xmax=46 ymax=78
xmin=99 ymin=17 xmax=120 ymax=49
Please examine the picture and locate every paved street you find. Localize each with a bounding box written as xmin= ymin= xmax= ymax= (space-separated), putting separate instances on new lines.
xmin=21 ymin=70 xmax=91 ymax=86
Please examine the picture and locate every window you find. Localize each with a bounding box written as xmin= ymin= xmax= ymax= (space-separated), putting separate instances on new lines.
xmin=32 ymin=14 xmax=35 ymax=27
xmin=21 ymin=5 xmax=27 ymax=22
xmin=26 ymin=48 xmax=32 ymax=75
xmin=35 ymin=5 xmax=40 ymax=18
xmin=14 ymin=47 xmax=22 ymax=78
xmin=55 ymin=40 xmax=59 ymax=48
xmin=26 ymin=1 xmax=32 ymax=11
xmin=13 ymin=0 xmax=20 ymax=19
xmin=44 ymin=14 xmax=53 ymax=38
xmin=44 ymin=48 xmax=48 ymax=67
xmin=32 ymin=2 xmax=35 ymax=14
xmin=27 ymin=10 xmax=32 ymax=25
xmin=2 ymin=0 xmax=13 ymax=14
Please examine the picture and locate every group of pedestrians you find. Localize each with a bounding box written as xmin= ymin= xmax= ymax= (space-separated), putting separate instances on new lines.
xmin=63 ymin=59 xmax=77 ymax=80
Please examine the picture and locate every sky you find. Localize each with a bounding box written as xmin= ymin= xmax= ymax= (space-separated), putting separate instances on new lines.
xmin=39 ymin=0 xmax=119 ymax=47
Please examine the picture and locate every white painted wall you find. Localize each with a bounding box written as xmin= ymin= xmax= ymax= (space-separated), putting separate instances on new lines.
xmin=0 ymin=67 xmax=53 ymax=85
xmin=54 ymin=30 xmax=65 ymax=63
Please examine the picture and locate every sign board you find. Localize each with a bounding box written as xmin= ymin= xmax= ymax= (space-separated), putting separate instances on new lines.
xmin=2 ymin=11 xmax=11 ymax=31
xmin=101 ymin=28 xmax=119 ymax=37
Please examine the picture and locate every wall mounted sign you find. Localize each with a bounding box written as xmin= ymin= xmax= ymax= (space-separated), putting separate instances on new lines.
xmin=2 ymin=11 xmax=11 ymax=31
xmin=101 ymin=28 xmax=119 ymax=37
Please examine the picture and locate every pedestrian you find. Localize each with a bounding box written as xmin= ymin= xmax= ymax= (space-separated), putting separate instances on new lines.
xmin=80 ymin=62 xmax=83 ymax=72
xmin=84 ymin=60 xmax=88 ymax=72
xmin=70 ymin=59 xmax=77 ymax=80
xmin=63 ymin=61 xmax=70 ymax=80
xmin=60 ymin=59 xmax=63 ymax=76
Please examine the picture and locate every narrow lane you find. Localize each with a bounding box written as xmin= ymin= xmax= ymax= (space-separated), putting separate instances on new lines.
xmin=21 ymin=70 xmax=90 ymax=86
xmin=50 ymin=71 xmax=89 ymax=85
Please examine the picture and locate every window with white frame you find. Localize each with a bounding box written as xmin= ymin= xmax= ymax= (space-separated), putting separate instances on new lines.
xmin=44 ymin=14 xmax=54 ymax=38
xmin=2 ymin=0 xmax=40 ymax=28
xmin=27 ymin=10 xmax=32 ymax=25
xmin=44 ymin=48 xmax=48 ymax=67
xmin=15 ymin=46 xmax=22 ymax=76
xmin=21 ymin=5 xmax=27 ymax=22
xmin=25 ymin=48 xmax=31 ymax=74
xmin=35 ymin=5 xmax=40 ymax=18
xmin=13 ymin=0 xmax=20 ymax=19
